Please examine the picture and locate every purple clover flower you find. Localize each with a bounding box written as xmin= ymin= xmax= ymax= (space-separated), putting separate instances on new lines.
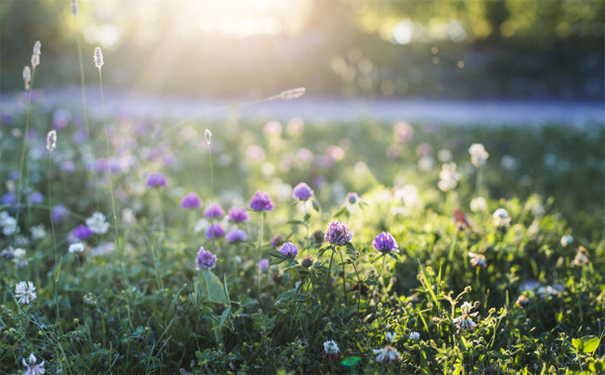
xmin=206 ymin=223 xmax=226 ymax=240
xmin=279 ymin=241 xmax=299 ymax=258
xmin=372 ymin=231 xmax=399 ymax=254
xmin=324 ymin=220 xmax=353 ymax=246
xmin=52 ymin=204 xmax=69 ymax=223
xmin=228 ymin=207 xmax=249 ymax=223
xmin=181 ymin=193 xmax=202 ymax=209
xmin=28 ymin=192 xmax=44 ymax=204
xmin=346 ymin=193 xmax=359 ymax=204
xmin=226 ymin=229 xmax=246 ymax=243
xmin=1 ymin=192 xmax=17 ymax=206
xmin=292 ymin=182 xmax=314 ymax=201
xmin=73 ymin=225 xmax=92 ymax=240
xmin=258 ymin=258 xmax=270 ymax=273
xmin=249 ymin=191 xmax=273 ymax=212
xmin=270 ymin=235 xmax=285 ymax=248
xmin=146 ymin=172 xmax=167 ymax=187
xmin=204 ymin=204 xmax=225 ymax=219
xmin=196 ymin=247 xmax=216 ymax=270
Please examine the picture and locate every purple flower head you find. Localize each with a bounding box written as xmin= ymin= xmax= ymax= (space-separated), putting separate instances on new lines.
xmin=258 ymin=258 xmax=270 ymax=273
xmin=228 ymin=207 xmax=249 ymax=223
xmin=346 ymin=193 xmax=359 ymax=204
xmin=206 ymin=223 xmax=226 ymax=240
xmin=52 ymin=204 xmax=69 ymax=223
xmin=146 ymin=172 xmax=167 ymax=187
xmin=324 ymin=220 xmax=353 ymax=246
xmin=372 ymin=232 xmax=399 ymax=254
xmin=9 ymin=171 xmax=20 ymax=181
xmin=28 ymin=191 xmax=44 ymax=204
xmin=196 ymin=247 xmax=216 ymax=270
xmin=73 ymin=225 xmax=92 ymax=240
xmin=1 ymin=192 xmax=17 ymax=206
xmin=204 ymin=204 xmax=225 ymax=219
xmin=181 ymin=193 xmax=202 ymax=209
xmin=249 ymin=191 xmax=273 ymax=212
xmin=293 ymin=182 xmax=314 ymax=201
xmin=279 ymin=241 xmax=299 ymax=258
xmin=270 ymin=235 xmax=285 ymax=248
xmin=226 ymin=229 xmax=247 ymax=243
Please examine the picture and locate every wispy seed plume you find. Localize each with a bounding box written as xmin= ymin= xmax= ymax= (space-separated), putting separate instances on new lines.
xmin=46 ymin=130 xmax=57 ymax=153
xmin=280 ymin=87 xmax=306 ymax=100
xmin=94 ymin=47 xmax=104 ymax=70
xmin=31 ymin=41 xmax=41 ymax=69
xmin=23 ymin=66 xmax=31 ymax=90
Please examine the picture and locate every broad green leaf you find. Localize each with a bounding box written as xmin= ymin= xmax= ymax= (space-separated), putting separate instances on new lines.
xmin=340 ymin=356 xmax=361 ymax=367
xmin=200 ymin=269 xmax=227 ymax=304
xmin=581 ymin=335 xmax=600 ymax=353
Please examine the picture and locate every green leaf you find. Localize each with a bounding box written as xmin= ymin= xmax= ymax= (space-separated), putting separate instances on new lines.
xmin=311 ymin=200 xmax=320 ymax=212
xmin=579 ymin=335 xmax=600 ymax=354
xmin=200 ymin=269 xmax=227 ymax=304
xmin=219 ymin=307 xmax=231 ymax=331
xmin=340 ymin=356 xmax=361 ymax=367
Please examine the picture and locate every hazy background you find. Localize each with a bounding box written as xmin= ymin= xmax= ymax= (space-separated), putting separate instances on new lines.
xmin=1 ymin=0 xmax=603 ymax=101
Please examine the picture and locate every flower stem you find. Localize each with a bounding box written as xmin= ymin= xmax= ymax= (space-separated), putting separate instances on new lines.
xmin=371 ymin=254 xmax=387 ymax=304
xmin=339 ymin=250 xmax=347 ymax=309
xmin=320 ymin=247 xmax=335 ymax=306
xmin=257 ymin=212 xmax=264 ymax=298
xmin=16 ymin=70 xmax=36 ymax=230
xmin=48 ymin=153 xmax=59 ymax=319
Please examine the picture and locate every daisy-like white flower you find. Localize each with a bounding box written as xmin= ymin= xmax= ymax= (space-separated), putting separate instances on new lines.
xmin=323 ymin=340 xmax=340 ymax=358
xmin=454 ymin=301 xmax=478 ymax=332
xmin=85 ymin=212 xmax=110 ymax=234
xmin=22 ymin=353 xmax=45 ymax=375
xmin=15 ymin=281 xmax=37 ymax=305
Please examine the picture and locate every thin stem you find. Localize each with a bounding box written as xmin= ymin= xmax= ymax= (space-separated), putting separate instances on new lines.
xmin=257 ymin=212 xmax=264 ymax=298
xmin=476 ymin=167 xmax=483 ymax=197
xmin=320 ymin=247 xmax=335 ymax=306
xmin=74 ymin=16 xmax=98 ymax=208
xmin=339 ymin=250 xmax=347 ymax=309
xmin=371 ymin=254 xmax=387 ymax=304
xmin=48 ymin=153 xmax=59 ymax=319
xmin=16 ymin=70 xmax=36 ymax=229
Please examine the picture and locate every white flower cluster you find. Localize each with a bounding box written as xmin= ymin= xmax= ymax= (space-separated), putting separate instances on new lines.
xmin=469 ymin=143 xmax=489 ymax=167
xmin=437 ymin=162 xmax=460 ymax=192
xmin=86 ymin=212 xmax=110 ymax=234
xmin=15 ymin=281 xmax=37 ymax=305
xmin=0 ymin=211 xmax=19 ymax=236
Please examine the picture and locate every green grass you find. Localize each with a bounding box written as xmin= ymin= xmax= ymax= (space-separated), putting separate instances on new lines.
xmin=0 ymin=105 xmax=603 ymax=374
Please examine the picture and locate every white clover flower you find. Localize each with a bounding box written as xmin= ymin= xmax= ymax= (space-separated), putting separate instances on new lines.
xmin=470 ymin=197 xmax=487 ymax=212
xmin=30 ymin=225 xmax=46 ymax=240
xmin=15 ymin=281 xmax=37 ymax=305
xmin=409 ymin=331 xmax=420 ymax=341
xmin=323 ymin=340 xmax=340 ymax=357
xmin=373 ymin=345 xmax=401 ymax=364
xmin=454 ymin=301 xmax=478 ymax=332
xmin=68 ymin=242 xmax=85 ymax=254
xmin=417 ymin=155 xmax=434 ymax=171
xmin=469 ymin=143 xmax=489 ymax=167
xmin=560 ymin=235 xmax=573 ymax=247
xmin=86 ymin=212 xmax=110 ymax=234
xmin=23 ymin=66 xmax=31 ymax=90
xmin=385 ymin=331 xmax=396 ymax=344
xmin=2 ymin=216 xmax=19 ymax=236
xmin=204 ymin=129 xmax=212 ymax=145
xmin=22 ymin=353 xmax=45 ymax=375
xmin=492 ymin=208 xmax=511 ymax=228
xmin=437 ymin=149 xmax=453 ymax=162
xmin=0 ymin=211 xmax=11 ymax=226
xmin=13 ymin=248 xmax=26 ymax=258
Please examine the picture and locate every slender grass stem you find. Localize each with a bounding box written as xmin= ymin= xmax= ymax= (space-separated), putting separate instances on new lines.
xmin=48 ymin=154 xmax=59 ymax=319
xmin=320 ymin=247 xmax=335 ymax=306
xmin=371 ymin=254 xmax=387 ymax=304
xmin=476 ymin=167 xmax=483 ymax=196
xmin=16 ymin=70 xmax=35 ymax=229
xmin=339 ymin=250 xmax=347 ymax=309
xmin=257 ymin=212 xmax=264 ymax=298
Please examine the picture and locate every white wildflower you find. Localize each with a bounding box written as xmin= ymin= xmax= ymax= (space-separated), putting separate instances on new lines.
xmin=194 ymin=218 xmax=210 ymax=233
xmin=560 ymin=235 xmax=573 ymax=247
xmin=323 ymin=340 xmax=340 ymax=357
xmin=2 ymin=216 xmax=19 ymax=236
xmin=437 ymin=149 xmax=452 ymax=162
xmin=22 ymin=353 xmax=45 ymax=375
xmin=469 ymin=143 xmax=489 ymax=167
xmin=30 ymin=225 xmax=46 ymax=240
xmin=571 ymin=246 xmax=589 ymax=267
xmin=31 ymin=41 xmax=41 ymax=70
xmin=470 ymin=196 xmax=487 ymax=212
xmin=492 ymin=208 xmax=511 ymax=228
xmin=385 ymin=331 xmax=396 ymax=344
xmin=85 ymin=212 xmax=109 ymax=234
xmin=437 ymin=162 xmax=460 ymax=192
xmin=204 ymin=129 xmax=212 ymax=145
xmin=15 ymin=281 xmax=37 ymax=305
xmin=373 ymin=345 xmax=401 ymax=364
xmin=68 ymin=242 xmax=85 ymax=254
xmin=454 ymin=301 xmax=478 ymax=332
xmin=409 ymin=331 xmax=420 ymax=341
xmin=469 ymin=252 xmax=487 ymax=268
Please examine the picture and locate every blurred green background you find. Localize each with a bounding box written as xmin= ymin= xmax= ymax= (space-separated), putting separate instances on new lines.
xmin=1 ymin=0 xmax=603 ymax=100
